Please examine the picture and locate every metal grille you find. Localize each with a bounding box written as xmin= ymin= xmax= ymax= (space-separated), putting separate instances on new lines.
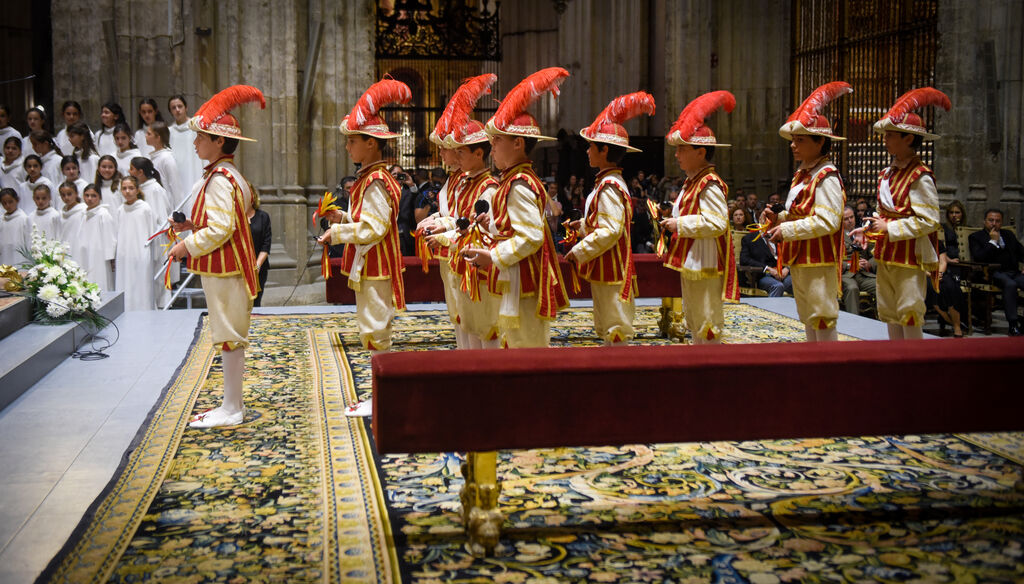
xmin=375 ymin=59 xmax=499 ymax=170
xmin=792 ymin=0 xmax=938 ymax=202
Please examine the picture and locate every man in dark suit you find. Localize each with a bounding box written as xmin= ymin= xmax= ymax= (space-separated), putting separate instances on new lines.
xmin=740 ymin=230 xmax=792 ymax=296
xmin=969 ymin=208 xmax=1024 ymax=335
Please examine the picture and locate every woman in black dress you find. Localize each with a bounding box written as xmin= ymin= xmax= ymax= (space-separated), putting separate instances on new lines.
xmin=247 ymin=190 xmax=272 ymax=306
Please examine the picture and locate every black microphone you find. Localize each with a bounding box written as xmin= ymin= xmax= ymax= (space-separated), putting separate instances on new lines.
xmin=568 ymin=209 xmax=583 ymax=221
xmin=319 ymin=217 xmax=330 ymax=232
xmin=474 ymin=199 xmax=490 ymax=215
xmin=456 ymin=217 xmax=471 ymax=230
xmin=172 ymin=211 xmax=186 ymax=223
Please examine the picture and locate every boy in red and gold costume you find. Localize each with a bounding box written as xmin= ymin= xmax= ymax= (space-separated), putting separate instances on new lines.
xmin=169 ymin=85 xmax=264 ymax=428
xmin=566 ymin=92 xmax=655 ymax=345
xmin=318 ymin=80 xmax=410 ymax=417
xmin=418 ymin=74 xmax=497 ymax=349
xmin=764 ymin=82 xmax=853 ymax=342
xmin=855 ymin=88 xmax=950 ymax=339
xmin=659 ymin=91 xmax=740 ymax=344
xmin=462 ymin=67 xmax=569 ymax=348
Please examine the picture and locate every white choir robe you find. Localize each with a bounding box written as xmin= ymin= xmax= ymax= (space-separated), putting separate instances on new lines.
xmin=140 ymin=178 xmax=172 ymax=222
xmin=150 ymin=148 xmax=183 ymax=210
xmin=135 ymin=127 xmax=155 ymax=158
xmin=1 ymin=157 xmax=26 ymax=191
xmin=94 ymin=127 xmax=118 ymax=158
xmin=1 ymin=208 xmax=33 ymax=266
xmin=55 ymin=127 xmax=72 ymax=155
xmin=115 ymin=148 xmax=143 ymax=176
xmin=0 ymin=126 xmax=20 ymax=147
xmin=31 ymin=207 xmax=61 ymax=239
xmin=99 ymin=179 xmax=125 ymax=216
xmin=115 ymin=199 xmax=159 ymax=311
xmin=72 ymin=177 xmax=89 ymax=197
xmin=39 ymin=151 xmax=65 ymax=192
xmin=21 ymin=135 xmax=34 ymax=159
xmin=73 ymin=206 xmax=116 ymax=291
xmin=75 ymin=151 xmax=100 ymax=185
xmin=60 ymin=203 xmax=86 ymax=245
xmin=168 ymin=122 xmax=203 ymax=198
xmin=18 ymin=177 xmax=55 ymax=214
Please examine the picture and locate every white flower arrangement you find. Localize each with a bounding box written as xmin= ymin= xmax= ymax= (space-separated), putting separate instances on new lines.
xmin=2 ymin=227 xmax=104 ymax=325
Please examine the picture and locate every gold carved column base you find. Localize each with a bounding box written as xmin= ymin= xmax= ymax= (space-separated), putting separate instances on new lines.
xmin=658 ymin=297 xmax=688 ymax=342
xmin=459 ymin=451 xmax=505 ymax=557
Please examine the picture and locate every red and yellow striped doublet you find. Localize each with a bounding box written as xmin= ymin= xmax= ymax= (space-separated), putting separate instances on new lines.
xmin=780 ymin=164 xmax=845 ymax=267
xmin=338 ymin=161 xmax=406 ymax=309
xmin=450 ymin=170 xmax=499 ymax=290
xmin=434 ymin=172 xmax=466 ymax=260
xmin=578 ymin=168 xmax=636 ymax=300
xmin=873 ymin=160 xmax=938 ymax=269
xmin=491 ymin=162 xmax=568 ymax=318
xmin=187 ymin=156 xmax=259 ymax=299
xmin=663 ymin=166 xmax=740 ymax=302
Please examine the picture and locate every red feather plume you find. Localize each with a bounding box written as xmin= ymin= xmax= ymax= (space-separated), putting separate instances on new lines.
xmin=584 ymin=91 xmax=656 ymax=136
xmin=884 ymin=87 xmax=951 ymax=121
xmin=347 ymin=79 xmax=412 ymax=130
xmin=492 ymin=67 xmax=569 ymax=128
xmin=435 ymin=74 xmax=497 ymax=140
xmin=194 ymin=85 xmax=266 ymax=125
xmin=669 ymin=91 xmax=736 ymax=138
xmin=786 ymin=81 xmax=852 ymax=124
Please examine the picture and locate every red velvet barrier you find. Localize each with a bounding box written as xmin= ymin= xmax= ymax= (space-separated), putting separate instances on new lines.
xmin=372 ymin=337 xmax=1024 ymax=454
xmin=327 ymin=253 xmax=679 ymax=304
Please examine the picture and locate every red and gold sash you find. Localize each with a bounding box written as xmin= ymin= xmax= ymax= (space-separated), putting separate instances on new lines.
xmin=578 ymin=168 xmax=637 ymax=301
xmin=779 ymin=163 xmax=845 ymax=268
xmin=662 ymin=166 xmax=740 ymax=302
xmin=491 ymin=162 xmax=568 ymax=318
xmin=187 ymin=156 xmax=260 ymax=300
xmin=338 ymin=161 xmax=406 ymax=309
xmin=872 ymin=159 xmax=939 ymax=271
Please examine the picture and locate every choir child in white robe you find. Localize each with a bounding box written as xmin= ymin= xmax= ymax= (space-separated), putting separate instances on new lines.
xmin=115 ymin=177 xmax=159 ymax=311
xmin=145 ymin=122 xmax=183 ymax=209
xmin=21 ymin=108 xmax=45 ymax=156
xmin=113 ymin=124 xmax=143 ymax=176
xmin=66 ymin=122 xmax=100 ymax=181
xmin=134 ymin=99 xmax=164 ymax=158
xmin=0 ymin=188 xmax=32 ymax=266
xmin=1 ymin=136 xmax=25 ymax=191
xmin=28 ymin=131 xmax=65 ymax=189
xmin=167 ymin=96 xmax=204 ymax=198
xmin=0 ymin=105 xmax=21 ymax=147
xmin=73 ymin=184 xmax=116 ymax=291
xmin=130 ymin=157 xmax=172 ymax=220
xmin=58 ymin=182 xmax=86 ymax=243
xmin=60 ymin=156 xmax=89 ymax=195
xmin=95 ymin=155 xmax=125 ymax=212
xmin=19 ymin=156 xmax=54 ymax=215
xmin=55 ymin=101 xmax=83 ymax=154
xmin=94 ymin=103 xmax=127 ymax=158
xmin=30 ymin=184 xmax=61 ymax=238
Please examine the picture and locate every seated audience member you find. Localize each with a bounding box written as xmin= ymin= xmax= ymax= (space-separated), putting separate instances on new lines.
xmin=740 ymin=229 xmax=792 ymax=297
xmin=745 ymin=191 xmax=761 ymax=217
xmin=729 ymin=204 xmax=748 ymax=231
xmin=767 ymin=192 xmax=781 ymax=208
xmin=841 ymin=205 xmax=877 ymax=314
xmin=942 ymin=199 xmax=967 ymax=261
xmin=968 ymin=208 xmax=1024 ymax=335
xmin=927 ymin=238 xmax=966 ymax=337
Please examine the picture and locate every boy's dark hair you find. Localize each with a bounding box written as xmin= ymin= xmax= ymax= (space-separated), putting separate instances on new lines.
xmin=598 ymin=143 xmax=627 ymax=165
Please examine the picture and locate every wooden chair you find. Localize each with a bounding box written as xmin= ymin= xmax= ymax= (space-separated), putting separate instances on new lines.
xmin=731 ymin=231 xmax=769 ymax=297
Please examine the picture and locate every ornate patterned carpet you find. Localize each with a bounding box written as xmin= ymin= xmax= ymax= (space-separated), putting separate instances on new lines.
xmin=40 ymin=306 xmax=1024 ymax=583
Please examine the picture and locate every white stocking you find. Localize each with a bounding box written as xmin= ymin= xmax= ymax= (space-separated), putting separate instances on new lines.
xmin=902 ymin=325 xmax=923 ymax=340
xmin=466 ymin=334 xmax=483 ymax=350
xmin=816 ymin=327 xmax=839 ymax=342
xmin=453 ymin=323 xmax=469 ymax=349
xmin=804 ymin=324 xmax=817 ymax=342
xmin=481 ymin=337 xmax=502 ymax=349
xmin=887 ymin=324 xmax=904 ymax=340
xmin=220 ymin=348 xmax=245 ymax=415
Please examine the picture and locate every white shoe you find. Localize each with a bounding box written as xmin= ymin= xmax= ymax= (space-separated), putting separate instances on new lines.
xmin=344 ymin=399 xmax=372 ymax=417
xmin=189 ymin=407 xmax=245 ymax=428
